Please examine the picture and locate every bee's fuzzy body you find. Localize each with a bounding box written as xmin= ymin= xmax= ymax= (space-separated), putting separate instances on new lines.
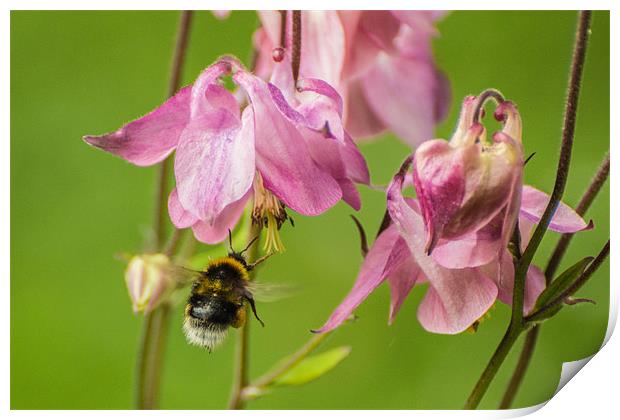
xmin=183 ymin=256 xmax=251 ymax=350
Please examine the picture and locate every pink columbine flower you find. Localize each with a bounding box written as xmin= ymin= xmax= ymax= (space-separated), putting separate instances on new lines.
xmin=316 ymin=164 xmax=592 ymax=334
xmin=253 ymin=11 xmax=450 ymax=147
xmin=84 ymin=58 xmax=368 ymax=250
xmin=413 ymin=96 xmax=524 ymax=263
xmin=316 ymin=95 xmax=592 ymax=334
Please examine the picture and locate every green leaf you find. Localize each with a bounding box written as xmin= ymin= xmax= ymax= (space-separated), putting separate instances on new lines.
xmin=272 ymin=346 xmax=352 ymax=387
xmin=533 ymin=256 xmax=593 ymax=311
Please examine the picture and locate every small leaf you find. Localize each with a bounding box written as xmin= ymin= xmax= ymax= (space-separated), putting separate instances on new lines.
xmin=272 ymin=346 xmax=352 ymax=387
xmin=534 ymin=256 xmax=593 ymax=311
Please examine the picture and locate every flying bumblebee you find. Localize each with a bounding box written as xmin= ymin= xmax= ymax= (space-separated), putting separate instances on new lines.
xmin=180 ymin=235 xmax=272 ymax=351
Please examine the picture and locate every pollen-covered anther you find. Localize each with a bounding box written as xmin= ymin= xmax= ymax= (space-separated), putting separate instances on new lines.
xmin=252 ymin=173 xmax=288 ymax=253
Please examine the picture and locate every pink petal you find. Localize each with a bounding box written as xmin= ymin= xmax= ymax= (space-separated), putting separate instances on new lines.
xmin=191 ymin=191 xmax=251 ymax=244
xmin=340 ymin=11 xmax=400 ymax=80
xmin=494 ymin=251 xmax=546 ymax=314
xmin=168 ymin=188 xmax=198 ymax=228
xmin=299 ymin=11 xmax=345 ymax=86
xmin=387 ymin=257 xmax=422 ymax=324
xmin=343 ymin=79 xmax=386 ymax=139
xmin=520 ymin=185 xmax=593 ymax=233
xmin=251 ymin=27 xmax=275 ymax=81
xmin=83 ymin=86 xmax=192 ymax=166
xmin=256 ymin=11 xmax=281 ymax=47
xmin=360 ymin=53 xmax=440 ymax=148
xmin=388 ymin=162 xmax=498 ymax=334
xmin=174 ymin=85 xmax=254 ymax=223
xmin=430 ymin=216 xmax=503 ymax=269
xmin=314 ymin=224 xmax=409 ymax=333
xmin=412 ymin=141 xmax=467 ymax=252
xmin=234 ymin=70 xmax=342 ymax=216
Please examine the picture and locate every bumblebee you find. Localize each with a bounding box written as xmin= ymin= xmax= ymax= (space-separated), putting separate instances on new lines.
xmin=182 ymin=237 xmax=270 ymax=351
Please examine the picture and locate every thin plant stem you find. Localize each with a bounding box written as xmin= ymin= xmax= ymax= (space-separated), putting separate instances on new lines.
xmin=135 ymin=311 xmax=155 ymax=408
xmin=464 ymin=11 xmax=592 ymax=409
xmin=141 ymin=303 xmax=172 ymax=409
xmin=279 ymin=10 xmax=287 ymax=48
xmin=228 ymin=220 xmax=263 ymax=410
xmin=545 ymin=152 xmax=609 ymax=280
xmin=135 ymin=10 xmax=193 ymax=410
xmin=291 ymin=11 xmax=301 ymax=84
xmin=499 ymin=151 xmax=609 ymax=408
xmin=249 ymin=332 xmax=331 ymax=391
xmin=513 ymin=9 xmax=591 ymax=321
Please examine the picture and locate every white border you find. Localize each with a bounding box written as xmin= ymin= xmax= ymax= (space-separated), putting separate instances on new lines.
xmin=4 ymin=1 xmax=617 ymax=418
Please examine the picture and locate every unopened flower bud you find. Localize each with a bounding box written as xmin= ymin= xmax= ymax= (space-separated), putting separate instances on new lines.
xmin=125 ymin=253 xmax=174 ymax=313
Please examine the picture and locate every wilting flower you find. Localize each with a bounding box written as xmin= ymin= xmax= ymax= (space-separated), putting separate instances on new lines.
xmin=125 ymin=253 xmax=174 ymax=313
xmin=253 ymin=11 xmax=450 ymax=147
xmin=84 ymin=57 xmax=368 ymax=250
xmin=316 ymin=95 xmax=592 ymax=334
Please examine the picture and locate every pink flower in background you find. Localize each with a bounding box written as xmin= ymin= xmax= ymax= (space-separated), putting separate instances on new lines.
xmin=254 ymin=11 xmax=450 ymax=147
xmin=84 ymin=58 xmax=368 ymax=249
xmin=316 ymin=95 xmax=592 ymax=334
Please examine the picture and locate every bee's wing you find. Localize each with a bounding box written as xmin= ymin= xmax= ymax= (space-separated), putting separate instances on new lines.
xmin=164 ymin=265 xmax=204 ymax=287
xmin=245 ymin=281 xmax=299 ymax=302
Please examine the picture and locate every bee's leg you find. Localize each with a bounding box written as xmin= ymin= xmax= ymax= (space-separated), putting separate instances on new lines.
xmin=240 ymin=235 xmax=260 ymax=255
xmin=227 ymin=229 xmax=236 ymax=253
xmin=244 ymin=293 xmax=265 ymax=327
xmin=247 ymin=253 xmax=273 ymax=271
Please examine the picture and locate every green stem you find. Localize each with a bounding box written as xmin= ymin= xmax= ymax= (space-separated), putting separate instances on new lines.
xmin=499 ymin=151 xmax=609 ymax=408
xmin=464 ymin=325 xmax=523 ymax=409
xmin=135 ymin=10 xmax=193 ymax=410
xmin=464 ymin=10 xmax=592 ymax=409
xmin=228 ymin=221 xmax=263 ymax=410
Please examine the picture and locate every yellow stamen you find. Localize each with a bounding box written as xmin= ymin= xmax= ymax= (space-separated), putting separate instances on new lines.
xmin=252 ymin=173 xmax=288 ymax=253
xmin=466 ymin=303 xmax=495 ymax=334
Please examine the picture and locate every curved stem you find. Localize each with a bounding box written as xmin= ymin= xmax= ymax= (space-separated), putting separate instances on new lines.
xmin=500 ymin=151 xmax=609 ymax=408
xmin=472 ymin=88 xmax=505 ymax=123
xmin=228 ymin=221 xmax=263 ymax=409
xmin=545 ymin=152 xmax=609 ymax=279
xmin=513 ymin=10 xmax=591 ymax=289
xmin=135 ymin=10 xmax=193 ymax=410
xmin=465 ymin=10 xmax=592 ymax=409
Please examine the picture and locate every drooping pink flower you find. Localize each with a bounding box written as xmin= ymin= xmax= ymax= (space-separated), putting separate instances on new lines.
xmin=316 ymin=95 xmax=592 ymax=334
xmin=413 ymin=96 xmax=524 ymax=261
xmin=253 ymin=11 xmax=450 ymax=147
xmin=84 ymin=57 xmax=369 ymax=250
xmin=315 ymin=161 xmax=592 ymax=334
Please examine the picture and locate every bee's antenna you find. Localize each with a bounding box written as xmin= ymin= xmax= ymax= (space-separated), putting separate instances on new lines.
xmin=247 ymin=253 xmax=273 ymax=271
xmin=244 ymin=294 xmax=265 ymax=327
xmin=227 ymin=229 xmax=235 ymax=253
xmin=240 ymin=235 xmax=259 ymax=255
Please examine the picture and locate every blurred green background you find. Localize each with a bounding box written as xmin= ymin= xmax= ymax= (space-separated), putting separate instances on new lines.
xmin=11 ymin=10 xmax=609 ymax=409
